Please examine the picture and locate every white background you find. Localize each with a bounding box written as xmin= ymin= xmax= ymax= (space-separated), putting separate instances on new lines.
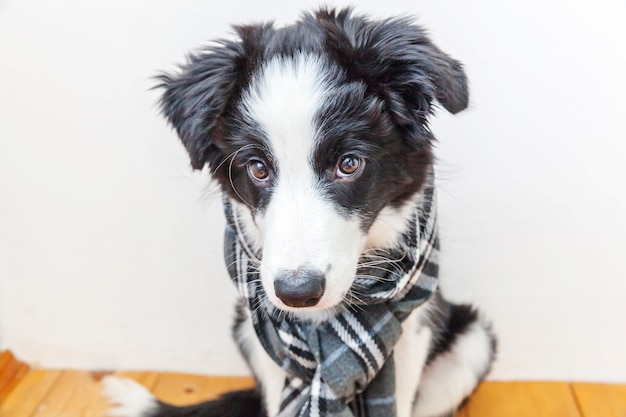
xmin=1 ymin=0 xmax=625 ymax=382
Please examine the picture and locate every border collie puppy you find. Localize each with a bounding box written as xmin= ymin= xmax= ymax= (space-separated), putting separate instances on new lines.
xmin=103 ymin=8 xmax=496 ymax=417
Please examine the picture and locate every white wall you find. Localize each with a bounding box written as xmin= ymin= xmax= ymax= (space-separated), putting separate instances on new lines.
xmin=1 ymin=0 xmax=625 ymax=382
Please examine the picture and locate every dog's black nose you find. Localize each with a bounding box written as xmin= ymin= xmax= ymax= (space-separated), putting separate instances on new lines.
xmin=274 ymin=267 xmax=325 ymax=308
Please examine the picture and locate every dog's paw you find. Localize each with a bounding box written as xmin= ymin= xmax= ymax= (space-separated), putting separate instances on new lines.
xmin=101 ymin=376 xmax=158 ymax=417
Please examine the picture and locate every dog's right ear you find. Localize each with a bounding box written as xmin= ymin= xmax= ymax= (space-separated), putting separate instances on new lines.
xmin=155 ymin=25 xmax=270 ymax=170
xmin=314 ymin=8 xmax=469 ymax=146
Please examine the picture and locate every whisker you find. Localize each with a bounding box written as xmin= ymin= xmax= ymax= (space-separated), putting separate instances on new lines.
xmin=357 ymin=264 xmax=403 ymax=276
xmin=228 ymin=157 xmax=253 ymax=209
xmin=353 ymin=274 xmax=396 ymax=283
xmin=213 ymin=143 xmax=259 ymax=174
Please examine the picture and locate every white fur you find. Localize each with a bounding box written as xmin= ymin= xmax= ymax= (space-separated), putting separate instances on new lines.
xmin=242 ymin=54 xmax=367 ymax=318
xmin=393 ymin=304 xmax=433 ymax=417
xmin=235 ymin=310 xmax=286 ymax=416
xmin=101 ymin=376 xmax=157 ymax=417
xmin=366 ymin=193 xmax=423 ymax=249
xmin=412 ymin=320 xmax=493 ymax=417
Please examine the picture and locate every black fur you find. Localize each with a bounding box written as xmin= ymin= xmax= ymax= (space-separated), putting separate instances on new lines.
xmin=155 ymin=23 xmax=273 ymax=170
xmin=153 ymin=389 xmax=265 ymax=417
xmin=156 ymin=7 xmax=468 ymax=216
xmin=148 ymin=7 xmax=489 ymax=417
xmin=425 ymin=293 xmax=497 ymax=367
xmin=313 ymin=8 xmax=468 ymax=143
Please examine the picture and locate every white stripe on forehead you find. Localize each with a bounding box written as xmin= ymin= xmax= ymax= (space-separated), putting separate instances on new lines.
xmin=240 ymin=54 xmax=366 ymax=305
xmin=242 ymin=54 xmax=329 ymax=170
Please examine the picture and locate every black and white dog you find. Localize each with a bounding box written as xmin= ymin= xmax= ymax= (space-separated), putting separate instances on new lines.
xmin=103 ymin=8 xmax=496 ymax=417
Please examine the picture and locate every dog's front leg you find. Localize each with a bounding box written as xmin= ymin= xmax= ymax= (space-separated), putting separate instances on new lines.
xmin=393 ymin=304 xmax=433 ymax=417
xmin=234 ymin=309 xmax=285 ymax=416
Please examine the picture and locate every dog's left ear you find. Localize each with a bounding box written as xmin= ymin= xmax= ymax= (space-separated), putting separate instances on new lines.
xmin=316 ymin=9 xmax=469 ymax=142
xmin=155 ymin=25 xmax=271 ymax=170
xmin=419 ymin=43 xmax=469 ymax=115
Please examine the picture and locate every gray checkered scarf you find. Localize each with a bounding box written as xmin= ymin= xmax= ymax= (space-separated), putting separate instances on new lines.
xmin=223 ymin=177 xmax=439 ymax=417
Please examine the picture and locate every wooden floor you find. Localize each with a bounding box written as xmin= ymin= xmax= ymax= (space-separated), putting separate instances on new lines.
xmin=1 ymin=351 xmax=625 ymax=417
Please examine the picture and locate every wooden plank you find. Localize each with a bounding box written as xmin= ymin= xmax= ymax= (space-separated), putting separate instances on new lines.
xmin=606 ymin=385 xmax=626 ymax=417
xmin=1 ymin=368 xmax=159 ymax=417
xmin=0 ymin=354 xmax=21 ymax=399
xmin=0 ymin=369 xmax=62 ymax=417
xmin=467 ymin=382 xmax=538 ymax=417
xmin=466 ymin=381 xmax=582 ymax=417
xmin=0 ymin=362 xmax=30 ymax=403
xmin=0 ymin=352 xmax=14 ymax=374
xmin=5 ymin=367 xmax=626 ymax=417
xmin=152 ymin=372 xmax=215 ymax=406
xmin=523 ymin=382 xmax=582 ymax=417
xmin=38 ymin=371 xmax=158 ymax=417
xmin=152 ymin=373 xmax=255 ymax=406
xmin=572 ymin=383 xmax=626 ymax=417
xmin=199 ymin=376 xmax=255 ymax=400
xmin=30 ymin=370 xmax=106 ymax=417
xmin=0 ymin=351 xmax=31 ymax=404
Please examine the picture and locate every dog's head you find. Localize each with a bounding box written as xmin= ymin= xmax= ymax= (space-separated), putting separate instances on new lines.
xmin=157 ymin=8 xmax=468 ymax=321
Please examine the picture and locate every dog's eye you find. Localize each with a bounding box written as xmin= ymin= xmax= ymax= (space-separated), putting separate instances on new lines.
xmin=247 ymin=160 xmax=270 ymax=184
xmin=336 ymin=155 xmax=364 ymax=179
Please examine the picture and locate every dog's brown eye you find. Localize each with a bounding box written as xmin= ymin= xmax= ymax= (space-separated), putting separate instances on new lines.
xmin=247 ymin=160 xmax=270 ymax=183
xmin=336 ymin=155 xmax=364 ymax=179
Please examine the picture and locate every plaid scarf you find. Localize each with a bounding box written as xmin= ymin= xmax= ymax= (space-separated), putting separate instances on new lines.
xmin=223 ymin=176 xmax=439 ymax=417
